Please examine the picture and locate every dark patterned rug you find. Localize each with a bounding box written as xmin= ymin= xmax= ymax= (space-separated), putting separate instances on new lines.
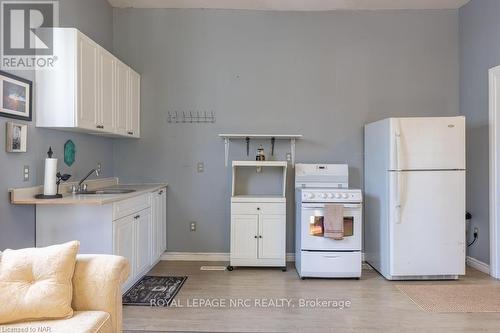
xmin=123 ymin=276 xmax=187 ymax=306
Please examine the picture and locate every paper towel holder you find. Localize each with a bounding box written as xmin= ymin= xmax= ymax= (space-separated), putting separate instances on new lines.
xmin=35 ymin=172 xmax=71 ymax=199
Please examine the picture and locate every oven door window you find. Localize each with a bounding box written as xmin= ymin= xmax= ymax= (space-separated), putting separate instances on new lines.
xmin=309 ymin=216 xmax=354 ymax=237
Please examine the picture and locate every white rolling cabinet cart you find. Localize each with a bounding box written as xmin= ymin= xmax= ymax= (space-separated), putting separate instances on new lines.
xmin=228 ymin=161 xmax=287 ymax=271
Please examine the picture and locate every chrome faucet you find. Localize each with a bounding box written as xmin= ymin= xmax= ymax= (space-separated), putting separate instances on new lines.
xmin=72 ymin=167 xmax=101 ymax=193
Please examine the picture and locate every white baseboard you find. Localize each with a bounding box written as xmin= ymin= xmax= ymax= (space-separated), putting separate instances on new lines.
xmin=161 ymin=252 xmax=229 ymax=261
xmin=161 ymin=252 xmax=296 ymax=262
xmin=466 ymin=256 xmax=490 ymax=274
xmin=161 ymin=252 xmax=365 ymax=262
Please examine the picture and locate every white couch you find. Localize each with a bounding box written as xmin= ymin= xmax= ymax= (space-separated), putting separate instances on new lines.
xmin=0 ymin=254 xmax=130 ymax=333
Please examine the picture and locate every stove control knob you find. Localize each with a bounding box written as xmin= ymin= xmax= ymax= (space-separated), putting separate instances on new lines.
xmin=305 ymin=193 xmax=315 ymax=199
xmin=327 ymin=193 xmax=334 ymax=199
xmin=321 ymin=193 xmax=328 ymax=199
xmin=342 ymin=193 xmax=349 ymax=199
xmin=334 ymin=193 xmax=341 ymax=199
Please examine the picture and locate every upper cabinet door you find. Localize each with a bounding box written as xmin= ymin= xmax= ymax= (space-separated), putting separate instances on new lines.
xmin=77 ymin=35 xmax=99 ymax=130
xmin=115 ymin=61 xmax=129 ymax=136
xmin=98 ymin=49 xmax=116 ymax=132
xmin=128 ymin=70 xmax=141 ymax=138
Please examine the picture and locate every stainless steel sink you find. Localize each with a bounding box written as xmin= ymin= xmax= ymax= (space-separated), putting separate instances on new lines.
xmin=75 ymin=188 xmax=136 ymax=195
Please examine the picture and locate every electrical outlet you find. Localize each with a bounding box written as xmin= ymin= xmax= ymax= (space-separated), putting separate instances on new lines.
xmin=474 ymin=227 xmax=479 ymax=235
xmin=23 ymin=165 xmax=29 ymax=182
xmin=190 ymin=221 xmax=197 ymax=232
xmin=286 ymin=153 xmax=292 ymax=162
xmin=197 ymin=162 xmax=204 ymax=173
xmin=97 ymin=163 xmax=102 ymax=174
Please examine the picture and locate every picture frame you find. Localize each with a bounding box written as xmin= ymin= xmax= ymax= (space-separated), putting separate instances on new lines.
xmin=0 ymin=70 xmax=32 ymax=121
xmin=6 ymin=121 xmax=28 ymax=153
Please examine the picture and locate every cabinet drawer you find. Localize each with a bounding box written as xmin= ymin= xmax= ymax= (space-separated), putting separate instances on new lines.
xmin=231 ymin=202 xmax=285 ymax=215
xmin=113 ymin=194 xmax=151 ymax=220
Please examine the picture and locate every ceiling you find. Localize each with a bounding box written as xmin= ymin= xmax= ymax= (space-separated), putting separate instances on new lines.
xmin=108 ymin=0 xmax=471 ymax=11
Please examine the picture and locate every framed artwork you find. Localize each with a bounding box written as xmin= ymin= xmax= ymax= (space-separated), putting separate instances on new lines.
xmin=0 ymin=71 xmax=32 ymax=121
xmin=6 ymin=121 xmax=27 ymax=153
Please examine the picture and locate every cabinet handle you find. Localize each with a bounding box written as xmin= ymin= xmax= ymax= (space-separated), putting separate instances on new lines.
xmin=128 ymin=131 xmax=134 ymax=135
xmin=96 ymin=125 xmax=104 ymax=129
xmin=259 ymin=235 xmax=262 ymax=238
xmin=134 ymin=215 xmax=140 ymax=219
xmin=256 ymin=207 xmax=260 ymax=210
xmin=254 ymin=235 xmax=258 ymax=239
xmin=158 ymin=190 xmax=163 ymax=195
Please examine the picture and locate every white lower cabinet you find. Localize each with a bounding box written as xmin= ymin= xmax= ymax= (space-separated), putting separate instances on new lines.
xmin=112 ymin=189 xmax=167 ymax=291
xmin=113 ymin=206 xmax=153 ymax=291
xmin=229 ymin=201 xmax=286 ymax=269
xmin=35 ymin=187 xmax=168 ymax=293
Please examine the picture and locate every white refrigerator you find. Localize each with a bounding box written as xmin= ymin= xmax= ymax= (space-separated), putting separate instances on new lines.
xmin=364 ymin=117 xmax=466 ymax=280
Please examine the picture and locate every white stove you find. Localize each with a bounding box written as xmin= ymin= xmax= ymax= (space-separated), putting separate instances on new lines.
xmin=295 ymin=164 xmax=363 ymax=279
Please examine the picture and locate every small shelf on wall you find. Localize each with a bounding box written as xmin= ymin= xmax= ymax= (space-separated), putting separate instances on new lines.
xmin=218 ymin=134 xmax=303 ymax=167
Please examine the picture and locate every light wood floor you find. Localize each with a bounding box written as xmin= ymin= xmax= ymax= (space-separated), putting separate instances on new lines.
xmin=123 ymin=261 xmax=500 ymax=333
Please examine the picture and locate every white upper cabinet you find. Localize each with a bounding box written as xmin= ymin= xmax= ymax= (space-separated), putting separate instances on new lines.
xmin=36 ymin=28 xmax=140 ymax=138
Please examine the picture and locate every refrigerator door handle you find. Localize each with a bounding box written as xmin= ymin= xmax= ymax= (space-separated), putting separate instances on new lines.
xmin=395 ymin=129 xmax=402 ymax=170
xmin=395 ymin=171 xmax=403 ymax=224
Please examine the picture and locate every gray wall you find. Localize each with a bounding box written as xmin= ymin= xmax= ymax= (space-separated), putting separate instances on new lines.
xmin=0 ymin=0 xmax=115 ymax=250
xmin=459 ymin=0 xmax=500 ymax=264
xmin=112 ymin=9 xmax=460 ymax=253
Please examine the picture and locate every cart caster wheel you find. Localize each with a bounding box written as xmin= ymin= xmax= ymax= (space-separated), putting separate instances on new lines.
xmin=281 ymin=267 xmax=287 ymax=272
xmin=226 ymin=265 xmax=234 ymax=271
xmin=301 ymin=277 xmax=306 ymax=280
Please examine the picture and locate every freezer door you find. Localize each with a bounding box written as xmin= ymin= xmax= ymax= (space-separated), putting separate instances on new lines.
xmin=389 ymin=117 xmax=465 ymax=170
xmin=389 ymin=170 xmax=465 ymax=277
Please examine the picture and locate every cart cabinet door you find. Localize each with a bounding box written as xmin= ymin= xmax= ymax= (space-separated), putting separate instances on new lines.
xmin=231 ymin=214 xmax=258 ymax=259
xmin=259 ymin=214 xmax=286 ymax=259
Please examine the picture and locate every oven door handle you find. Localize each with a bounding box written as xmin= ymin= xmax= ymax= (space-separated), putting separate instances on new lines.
xmin=302 ymin=203 xmax=362 ymax=209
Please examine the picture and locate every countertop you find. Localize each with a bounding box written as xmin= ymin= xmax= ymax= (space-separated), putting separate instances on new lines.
xmin=9 ymin=177 xmax=168 ymax=205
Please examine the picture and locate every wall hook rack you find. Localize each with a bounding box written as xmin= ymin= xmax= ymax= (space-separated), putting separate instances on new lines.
xmin=168 ymin=111 xmax=216 ymax=124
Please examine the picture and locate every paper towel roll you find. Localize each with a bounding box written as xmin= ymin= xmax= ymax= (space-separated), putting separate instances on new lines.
xmin=43 ymin=158 xmax=57 ymax=195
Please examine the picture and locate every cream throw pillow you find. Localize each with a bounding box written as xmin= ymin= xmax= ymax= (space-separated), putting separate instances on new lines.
xmin=0 ymin=241 xmax=80 ymax=324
